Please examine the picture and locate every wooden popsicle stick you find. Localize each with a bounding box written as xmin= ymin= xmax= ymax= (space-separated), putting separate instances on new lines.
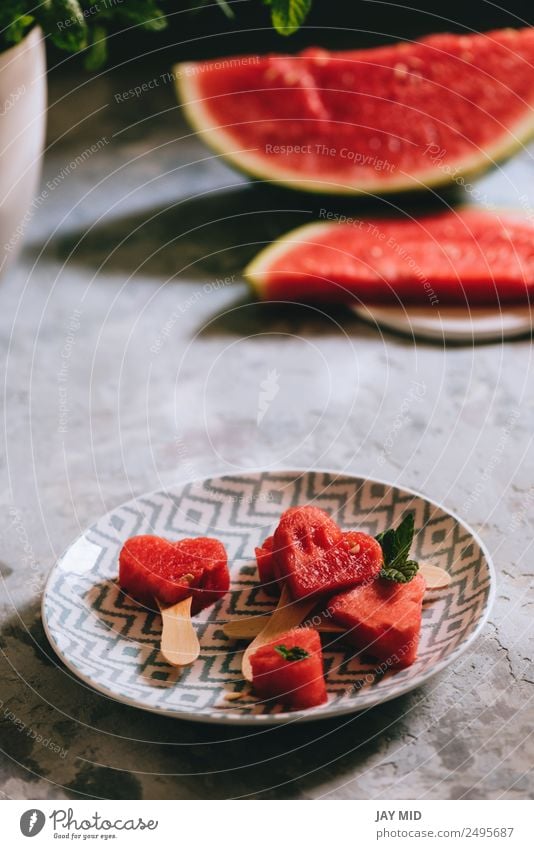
xmin=241 ymin=585 xmax=318 ymax=682
xmin=229 ymin=565 xmax=451 ymax=642
xmin=420 ymin=563 xmax=451 ymax=589
xmin=225 ymin=612 xmax=344 ymax=640
xmin=224 ymin=614 xmax=272 ymax=640
xmin=157 ymin=596 xmax=200 ymax=666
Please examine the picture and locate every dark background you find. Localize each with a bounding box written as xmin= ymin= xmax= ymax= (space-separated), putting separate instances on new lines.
xmin=47 ymin=0 xmax=534 ymax=68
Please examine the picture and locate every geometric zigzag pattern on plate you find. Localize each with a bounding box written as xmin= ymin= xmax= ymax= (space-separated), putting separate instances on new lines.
xmin=42 ymin=470 xmax=493 ymax=724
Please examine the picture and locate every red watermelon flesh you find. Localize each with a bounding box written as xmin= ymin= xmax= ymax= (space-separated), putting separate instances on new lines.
xmin=177 ymin=29 xmax=534 ymax=194
xmin=119 ymin=535 xmax=229 ymax=614
xmin=272 ymin=506 xmax=383 ymax=600
xmin=245 ymin=208 xmax=534 ymax=305
xmin=257 ymin=527 xmax=384 ymax=598
xmin=250 ymin=627 xmax=327 ymax=710
xmin=255 ymin=534 xmax=279 ymax=595
xmin=328 ymin=573 xmax=426 ymax=668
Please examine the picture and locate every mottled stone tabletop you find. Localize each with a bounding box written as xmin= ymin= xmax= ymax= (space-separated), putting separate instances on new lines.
xmin=1 ymin=60 xmax=533 ymax=801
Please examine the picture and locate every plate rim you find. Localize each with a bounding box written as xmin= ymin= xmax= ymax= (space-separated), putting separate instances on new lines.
xmin=41 ymin=468 xmax=497 ymax=726
xmin=351 ymin=303 xmax=534 ymax=343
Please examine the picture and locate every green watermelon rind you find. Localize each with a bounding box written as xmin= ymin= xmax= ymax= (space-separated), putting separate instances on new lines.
xmin=243 ymin=221 xmax=339 ymax=297
xmin=175 ymin=61 xmax=534 ymax=196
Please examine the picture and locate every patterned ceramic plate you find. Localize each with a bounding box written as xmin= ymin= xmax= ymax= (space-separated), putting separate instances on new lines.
xmin=42 ymin=470 xmax=495 ymax=725
xmin=352 ymin=303 xmax=534 ymax=343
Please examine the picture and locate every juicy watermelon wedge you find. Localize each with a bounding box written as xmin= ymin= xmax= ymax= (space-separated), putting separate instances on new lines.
xmin=176 ymin=29 xmax=534 ymax=195
xmin=245 ymin=208 xmax=534 ymax=306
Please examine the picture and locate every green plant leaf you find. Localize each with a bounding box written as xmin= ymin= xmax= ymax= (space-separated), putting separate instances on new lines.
xmin=376 ymin=512 xmax=420 ymax=583
xmin=40 ymin=0 xmax=88 ymax=51
xmin=105 ymin=0 xmax=167 ymax=31
xmin=0 ymin=0 xmax=313 ymax=61
xmin=84 ymin=23 xmax=107 ymax=70
xmin=0 ymin=2 xmax=34 ymax=46
xmin=274 ymin=644 xmax=310 ymax=661
xmin=3 ymin=14 xmax=35 ymax=46
xmin=268 ymin=0 xmax=312 ymax=36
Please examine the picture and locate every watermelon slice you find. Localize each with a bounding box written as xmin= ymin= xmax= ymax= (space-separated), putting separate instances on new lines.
xmin=176 ymin=28 xmax=534 ymax=195
xmin=245 ymin=208 xmax=534 ymax=305
xmin=328 ymin=573 xmax=427 ymax=668
xmin=273 ymin=506 xmax=383 ymax=600
xmin=250 ymin=627 xmax=327 ymax=710
xmin=119 ymin=535 xmax=229 ymax=614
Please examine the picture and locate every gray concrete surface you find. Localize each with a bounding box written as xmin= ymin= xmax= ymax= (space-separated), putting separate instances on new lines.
xmin=0 ymin=61 xmax=533 ymax=800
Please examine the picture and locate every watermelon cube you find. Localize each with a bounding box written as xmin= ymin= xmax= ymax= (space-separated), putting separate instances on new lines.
xmin=328 ymin=573 xmax=426 ymax=668
xmin=250 ymin=628 xmax=327 ymax=710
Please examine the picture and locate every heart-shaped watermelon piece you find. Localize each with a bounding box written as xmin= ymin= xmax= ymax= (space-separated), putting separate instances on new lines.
xmin=271 ymin=506 xmax=383 ymax=600
xmin=119 ymin=535 xmax=229 ymax=614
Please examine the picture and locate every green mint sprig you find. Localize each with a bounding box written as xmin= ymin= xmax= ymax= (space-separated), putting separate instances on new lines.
xmin=376 ymin=512 xmax=420 ymax=583
xmin=275 ymin=644 xmax=310 ymax=661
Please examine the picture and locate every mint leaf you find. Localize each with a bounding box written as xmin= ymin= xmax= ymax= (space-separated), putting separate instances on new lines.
xmin=266 ymin=0 xmax=312 ymax=36
xmin=376 ymin=512 xmax=420 ymax=583
xmin=275 ymin=644 xmax=310 ymax=661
